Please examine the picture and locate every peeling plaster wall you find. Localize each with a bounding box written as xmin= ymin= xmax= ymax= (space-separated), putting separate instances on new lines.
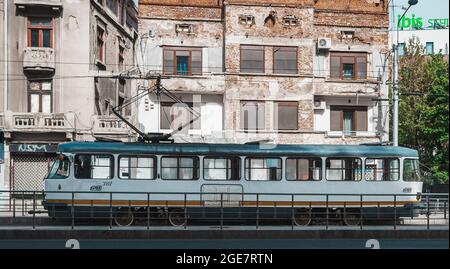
xmin=138 ymin=0 xmax=390 ymax=144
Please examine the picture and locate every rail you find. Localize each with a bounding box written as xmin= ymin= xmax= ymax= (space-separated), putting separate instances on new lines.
xmin=0 ymin=190 xmax=448 ymax=231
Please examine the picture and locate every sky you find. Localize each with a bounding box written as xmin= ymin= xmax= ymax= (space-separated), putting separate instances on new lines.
xmin=392 ymin=0 xmax=449 ymax=19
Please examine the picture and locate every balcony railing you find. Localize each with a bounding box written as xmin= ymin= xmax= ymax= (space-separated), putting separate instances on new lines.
xmin=92 ymin=115 xmax=131 ymax=135
xmin=23 ymin=47 xmax=55 ymax=73
xmin=2 ymin=112 xmax=75 ymax=132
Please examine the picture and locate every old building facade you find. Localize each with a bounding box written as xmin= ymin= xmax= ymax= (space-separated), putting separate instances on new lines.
xmin=138 ymin=0 xmax=390 ymax=144
xmin=0 ymin=0 xmax=138 ymax=194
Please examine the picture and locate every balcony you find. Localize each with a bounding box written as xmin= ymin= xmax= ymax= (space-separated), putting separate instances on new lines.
xmin=23 ymin=47 xmax=55 ymax=75
xmin=14 ymin=0 xmax=63 ymax=14
xmin=92 ymin=115 xmax=131 ymax=136
xmin=1 ymin=112 xmax=75 ymax=134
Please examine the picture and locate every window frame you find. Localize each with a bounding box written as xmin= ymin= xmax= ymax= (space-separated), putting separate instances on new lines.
xmin=240 ymin=101 xmax=266 ymax=132
xmin=330 ymin=52 xmax=368 ymax=80
xmin=273 ymin=101 xmax=298 ymax=131
xmin=203 ymin=156 xmax=241 ymax=181
xmin=285 ymin=157 xmax=323 ymax=181
xmin=425 ymin=42 xmax=434 ymax=55
xmin=28 ymin=80 xmax=53 ymax=113
xmin=273 ymin=46 xmax=298 ymax=74
xmin=240 ymin=45 xmax=265 ymax=74
xmin=403 ymin=158 xmax=422 ymax=182
xmin=330 ymin=106 xmax=368 ymax=133
xmin=364 ymin=158 xmax=400 ymax=182
xmin=118 ymin=44 xmax=125 ymax=71
xmin=244 ymin=157 xmax=282 ymax=181
xmin=27 ymin=17 xmax=53 ymax=48
xmin=96 ymin=26 xmax=106 ymax=63
xmin=74 ymin=154 xmax=114 ymax=180
xmin=162 ymin=47 xmax=203 ymax=76
xmin=160 ymin=156 xmax=200 ymax=181
xmin=325 ymin=157 xmax=363 ymax=181
xmin=160 ymin=101 xmax=201 ymax=130
xmin=118 ymin=155 xmax=157 ymax=180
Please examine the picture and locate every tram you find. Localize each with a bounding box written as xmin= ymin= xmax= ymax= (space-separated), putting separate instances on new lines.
xmin=42 ymin=141 xmax=423 ymax=226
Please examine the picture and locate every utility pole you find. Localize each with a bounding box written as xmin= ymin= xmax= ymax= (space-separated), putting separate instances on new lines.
xmin=392 ymin=0 xmax=418 ymax=147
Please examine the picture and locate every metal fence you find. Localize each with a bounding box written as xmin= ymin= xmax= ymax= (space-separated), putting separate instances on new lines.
xmin=0 ymin=190 xmax=448 ymax=231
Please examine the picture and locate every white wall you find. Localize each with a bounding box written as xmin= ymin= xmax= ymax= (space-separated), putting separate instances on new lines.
xmin=398 ymin=29 xmax=449 ymax=54
xmin=139 ymin=93 xmax=223 ymax=135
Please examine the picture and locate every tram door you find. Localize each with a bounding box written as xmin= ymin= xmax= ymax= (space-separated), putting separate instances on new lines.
xmin=201 ymin=185 xmax=243 ymax=207
xmin=201 ymin=157 xmax=242 ymax=207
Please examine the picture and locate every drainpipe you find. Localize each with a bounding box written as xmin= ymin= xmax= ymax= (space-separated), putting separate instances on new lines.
xmin=3 ymin=0 xmax=7 ymax=112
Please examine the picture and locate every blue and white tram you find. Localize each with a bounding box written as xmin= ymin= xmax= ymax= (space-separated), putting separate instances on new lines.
xmin=43 ymin=142 xmax=423 ymax=226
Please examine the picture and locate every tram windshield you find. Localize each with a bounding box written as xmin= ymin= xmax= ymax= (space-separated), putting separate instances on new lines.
xmin=48 ymin=155 xmax=70 ymax=179
xmin=403 ymin=159 xmax=421 ymax=182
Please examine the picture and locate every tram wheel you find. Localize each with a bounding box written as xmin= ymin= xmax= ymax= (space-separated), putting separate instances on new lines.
xmin=168 ymin=208 xmax=187 ymax=227
xmin=293 ymin=209 xmax=312 ymax=226
xmin=114 ymin=209 xmax=135 ymax=227
xmin=343 ymin=210 xmax=361 ymax=226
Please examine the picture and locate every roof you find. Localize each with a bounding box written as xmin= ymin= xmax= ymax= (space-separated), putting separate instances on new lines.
xmin=57 ymin=142 xmax=419 ymax=158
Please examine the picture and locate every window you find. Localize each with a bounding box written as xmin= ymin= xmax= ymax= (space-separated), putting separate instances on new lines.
xmin=274 ymin=101 xmax=298 ymax=130
xmin=161 ymin=157 xmax=199 ymax=180
xmin=330 ymin=106 xmax=368 ymax=134
xmin=403 ymin=159 xmax=421 ymax=182
xmin=203 ymin=157 xmax=240 ymax=181
xmin=118 ymin=45 xmax=125 ymax=71
xmin=365 ymin=158 xmax=400 ymax=181
xmin=330 ymin=52 xmax=367 ymax=80
xmin=398 ymin=43 xmax=406 ymax=57
xmin=426 ymin=42 xmax=434 ymax=55
xmin=160 ymin=102 xmax=201 ymax=130
xmin=48 ymin=155 xmax=70 ymax=179
xmin=326 ymin=158 xmax=362 ymax=181
xmin=163 ymin=47 xmax=202 ymax=76
xmin=286 ymin=158 xmax=322 ymax=181
xmin=119 ymin=156 xmax=156 ymax=180
xmin=240 ymin=101 xmax=265 ymax=131
xmin=241 ymin=45 xmax=264 ymax=73
xmin=28 ymin=17 xmax=53 ymax=48
xmin=106 ymin=0 xmax=118 ymax=16
xmin=273 ymin=47 xmax=297 ymax=74
xmin=238 ymin=15 xmax=255 ymax=26
xmin=282 ymin=15 xmax=298 ymax=26
xmin=97 ymin=26 xmax=105 ymax=63
xmin=245 ymin=158 xmax=282 ymax=181
xmin=28 ymin=81 xmax=52 ymax=113
xmin=74 ymin=154 xmax=113 ymax=179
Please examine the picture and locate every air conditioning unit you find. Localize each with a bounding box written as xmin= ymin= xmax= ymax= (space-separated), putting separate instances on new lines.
xmin=313 ymin=100 xmax=326 ymax=110
xmin=317 ymin=37 xmax=332 ymax=50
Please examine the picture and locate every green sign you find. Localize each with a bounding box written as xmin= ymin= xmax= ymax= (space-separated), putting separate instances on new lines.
xmin=398 ymin=14 xmax=449 ymax=30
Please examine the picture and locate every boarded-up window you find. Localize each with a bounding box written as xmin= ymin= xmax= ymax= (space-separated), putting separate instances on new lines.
xmin=163 ymin=47 xmax=202 ymax=76
xmin=160 ymin=102 xmax=201 ymax=130
xmin=329 ymin=52 xmax=367 ymax=80
xmin=240 ymin=101 xmax=265 ymax=131
xmin=273 ymin=101 xmax=298 ymax=130
xmin=330 ymin=106 xmax=368 ymax=133
xmin=273 ymin=47 xmax=297 ymax=74
xmin=241 ymin=45 xmax=264 ymax=73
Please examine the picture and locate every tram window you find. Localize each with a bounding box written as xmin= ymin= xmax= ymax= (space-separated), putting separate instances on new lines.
xmin=161 ymin=156 xmax=199 ymax=180
xmin=48 ymin=155 xmax=70 ymax=179
xmin=403 ymin=159 xmax=421 ymax=182
xmin=365 ymin=158 xmax=399 ymax=181
xmin=286 ymin=158 xmax=322 ymax=181
xmin=119 ymin=156 xmax=156 ymax=180
xmin=204 ymin=157 xmax=240 ymax=181
xmin=74 ymin=154 xmax=113 ymax=179
xmin=326 ymin=158 xmax=362 ymax=181
xmin=245 ymin=158 xmax=282 ymax=181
